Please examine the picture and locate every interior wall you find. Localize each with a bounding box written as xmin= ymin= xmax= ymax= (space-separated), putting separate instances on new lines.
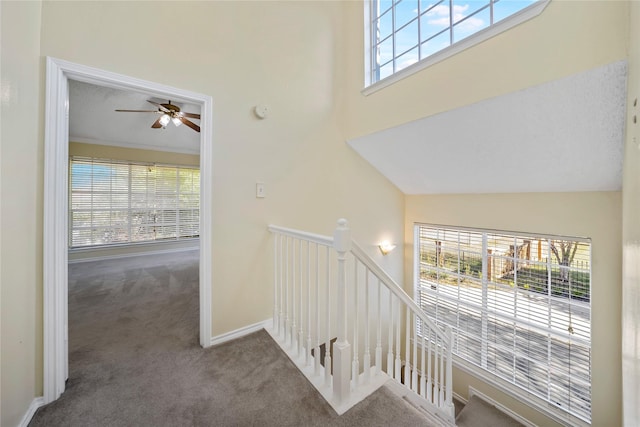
xmin=0 ymin=1 xmax=43 ymax=426
xmin=337 ymin=1 xmax=628 ymax=423
xmin=405 ymin=192 xmax=622 ymax=426
xmin=341 ymin=0 xmax=629 ymax=141
xmin=622 ymin=2 xmax=640 ymax=426
xmin=33 ymin=0 xmax=404 ymax=400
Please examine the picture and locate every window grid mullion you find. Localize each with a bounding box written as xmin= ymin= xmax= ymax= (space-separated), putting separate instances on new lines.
xmin=369 ymin=0 xmax=543 ymax=85
xmin=392 ymin=1 xmax=396 ymax=73
xmin=481 ymin=232 xmax=488 ymax=369
xmin=448 ymin=0 xmax=453 ymax=46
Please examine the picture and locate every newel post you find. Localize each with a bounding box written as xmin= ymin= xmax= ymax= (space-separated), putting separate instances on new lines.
xmin=333 ymin=218 xmax=352 ymax=404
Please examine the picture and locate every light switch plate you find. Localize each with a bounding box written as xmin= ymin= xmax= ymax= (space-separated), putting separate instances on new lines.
xmin=256 ymin=182 xmax=265 ymax=198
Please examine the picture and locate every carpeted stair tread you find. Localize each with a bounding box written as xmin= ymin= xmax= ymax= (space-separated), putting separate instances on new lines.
xmin=456 ymin=395 xmax=525 ymax=427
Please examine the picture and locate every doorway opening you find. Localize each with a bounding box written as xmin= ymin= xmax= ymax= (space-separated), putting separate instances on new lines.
xmin=43 ymin=57 xmax=213 ymax=403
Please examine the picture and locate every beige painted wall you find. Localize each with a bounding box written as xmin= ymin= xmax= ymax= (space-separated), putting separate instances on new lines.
xmin=339 ymin=1 xmax=628 ymax=423
xmin=622 ymin=2 xmax=640 ymax=426
xmin=1 ymin=1 xmax=405 ymax=422
xmin=341 ymin=0 xmax=629 ymax=140
xmin=405 ymin=192 xmax=622 ymax=426
xmin=0 ymin=1 xmax=43 ymax=426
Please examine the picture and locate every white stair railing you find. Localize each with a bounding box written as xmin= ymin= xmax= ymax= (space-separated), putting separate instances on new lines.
xmin=267 ymin=219 xmax=455 ymax=423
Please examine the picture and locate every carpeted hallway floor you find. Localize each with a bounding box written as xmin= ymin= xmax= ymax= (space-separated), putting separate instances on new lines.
xmin=30 ymin=250 xmax=433 ymax=426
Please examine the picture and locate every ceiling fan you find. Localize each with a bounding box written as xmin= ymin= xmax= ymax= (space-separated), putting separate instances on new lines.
xmin=115 ymin=100 xmax=201 ymax=132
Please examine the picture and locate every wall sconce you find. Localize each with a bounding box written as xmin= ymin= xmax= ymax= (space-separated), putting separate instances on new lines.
xmin=378 ymin=241 xmax=396 ymax=256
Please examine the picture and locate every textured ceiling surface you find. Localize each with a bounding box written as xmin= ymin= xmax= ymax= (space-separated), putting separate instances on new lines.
xmin=69 ymin=80 xmax=201 ymax=154
xmin=348 ymin=61 xmax=628 ymax=194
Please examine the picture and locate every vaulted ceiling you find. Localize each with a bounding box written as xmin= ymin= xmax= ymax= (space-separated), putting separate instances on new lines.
xmin=69 ymin=80 xmax=201 ymax=154
xmin=348 ymin=61 xmax=627 ymax=194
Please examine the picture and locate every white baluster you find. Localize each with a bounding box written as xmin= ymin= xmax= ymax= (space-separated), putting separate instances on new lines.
xmin=306 ymin=241 xmax=312 ymax=367
xmin=278 ymin=235 xmax=285 ymax=339
xmin=274 ymin=233 xmax=279 ymax=331
xmin=376 ymin=279 xmax=382 ymax=376
xmin=291 ymin=239 xmax=297 ymax=350
xmin=298 ymin=239 xmax=304 ymax=358
xmin=387 ymin=292 xmax=394 ymax=377
xmin=395 ymin=299 xmax=401 ymax=381
xmin=324 ymin=245 xmax=332 ymax=388
xmin=314 ymin=244 xmax=321 ymax=377
xmin=427 ymin=328 xmax=433 ymax=402
xmin=363 ymin=269 xmax=371 ymax=384
xmin=445 ymin=326 xmax=455 ymax=417
xmin=439 ymin=334 xmax=445 ymax=407
xmin=352 ymin=260 xmax=359 ymax=387
xmin=332 ymin=218 xmax=351 ymax=404
xmin=285 ymin=237 xmax=290 ymax=344
xmin=405 ymin=306 xmax=411 ymax=389
xmin=420 ymin=330 xmax=426 ymax=398
xmin=412 ymin=313 xmax=418 ymax=392
xmin=434 ymin=331 xmax=440 ymax=406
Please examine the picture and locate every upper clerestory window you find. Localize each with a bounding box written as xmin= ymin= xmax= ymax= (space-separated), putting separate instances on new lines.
xmin=364 ymin=0 xmax=550 ymax=93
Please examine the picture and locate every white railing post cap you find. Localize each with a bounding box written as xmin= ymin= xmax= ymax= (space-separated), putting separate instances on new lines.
xmin=334 ymin=218 xmax=351 ymax=253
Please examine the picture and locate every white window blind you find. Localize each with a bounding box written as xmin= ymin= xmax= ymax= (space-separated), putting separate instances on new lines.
xmin=70 ymin=157 xmax=200 ymax=248
xmin=415 ymin=224 xmax=591 ymax=423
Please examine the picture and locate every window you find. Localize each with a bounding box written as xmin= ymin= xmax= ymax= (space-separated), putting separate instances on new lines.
xmin=415 ymin=224 xmax=591 ymax=423
xmin=70 ymin=157 xmax=200 ymax=248
xmin=366 ymin=0 xmax=547 ymax=87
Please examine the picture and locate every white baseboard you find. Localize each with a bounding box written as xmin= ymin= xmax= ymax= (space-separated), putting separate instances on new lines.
xmin=453 ymin=390 xmax=468 ymax=405
xmin=68 ymin=245 xmax=198 ymax=264
xmin=210 ymin=319 xmax=271 ymax=347
xmin=469 ymin=386 xmax=536 ymax=427
xmin=18 ymin=397 xmax=45 ymax=427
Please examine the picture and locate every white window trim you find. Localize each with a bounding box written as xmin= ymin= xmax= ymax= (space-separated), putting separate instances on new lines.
xmin=452 ymin=355 xmax=591 ymax=427
xmin=68 ymin=236 xmax=200 ymax=254
xmin=44 ymin=57 xmax=214 ymax=404
xmin=363 ymin=0 xmax=551 ymax=95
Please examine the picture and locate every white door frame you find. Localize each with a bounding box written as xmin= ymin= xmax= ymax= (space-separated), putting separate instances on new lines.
xmin=43 ymin=57 xmax=213 ymax=403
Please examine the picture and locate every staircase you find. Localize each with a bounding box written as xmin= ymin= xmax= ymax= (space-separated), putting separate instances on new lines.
xmin=267 ymin=219 xmax=456 ymax=425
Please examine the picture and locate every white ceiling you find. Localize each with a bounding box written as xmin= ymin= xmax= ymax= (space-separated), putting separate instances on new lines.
xmin=69 ymin=80 xmax=201 ymax=154
xmin=348 ymin=61 xmax=627 ymax=194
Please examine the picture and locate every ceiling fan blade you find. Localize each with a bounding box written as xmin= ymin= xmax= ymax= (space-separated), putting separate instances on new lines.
xmin=115 ymin=109 xmax=162 ymax=113
xmin=179 ymin=117 xmax=200 ymax=132
xmin=180 ymin=112 xmax=201 ymax=119
xmin=147 ymin=100 xmax=170 ymax=113
xmin=151 ymin=117 xmax=163 ymax=129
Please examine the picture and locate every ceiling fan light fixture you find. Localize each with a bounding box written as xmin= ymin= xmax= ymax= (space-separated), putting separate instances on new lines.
xmin=159 ymin=114 xmax=171 ymax=127
xmin=172 ymin=117 xmax=182 ymax=127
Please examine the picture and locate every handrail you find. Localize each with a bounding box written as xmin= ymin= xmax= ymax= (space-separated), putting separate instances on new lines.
xmin=267 ymin=224 xmax=333 ymax=247
xmin=350 ymin=241 xmax=452 ymax=341
xmin=267 ymin=221 xmax=455 ymax=422
xmin=267 ymin=223 xmax=451 ymax=340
